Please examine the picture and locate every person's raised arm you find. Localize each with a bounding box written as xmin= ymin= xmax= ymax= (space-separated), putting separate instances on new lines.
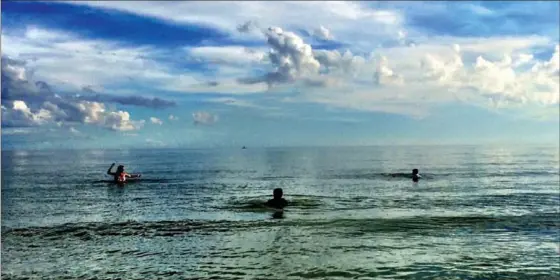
xmin=107 ymin=163 xmax=116 ymax=175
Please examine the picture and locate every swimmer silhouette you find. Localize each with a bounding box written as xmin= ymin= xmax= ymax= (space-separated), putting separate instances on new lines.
xmin=412 ymin=169 xmax=421 ymax=182
xmin=265 ymin=188 xmax=288 ymax=210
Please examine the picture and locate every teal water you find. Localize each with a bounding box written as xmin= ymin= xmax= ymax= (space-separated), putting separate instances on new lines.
xmin=1 ymin=146 xmax=559 ymax=279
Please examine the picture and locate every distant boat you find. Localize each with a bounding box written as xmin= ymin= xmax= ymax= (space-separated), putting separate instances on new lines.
xmin=242 ymin=146 xmax=247 ymax=149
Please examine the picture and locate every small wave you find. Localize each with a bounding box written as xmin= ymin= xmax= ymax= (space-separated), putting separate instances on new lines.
xmin=252 ymin=175 xmax=296 ymax=181
xmin=484 ymin=171 xmax=559 ymax=177
xmin=322 ymin=172 xmax=436 ymax=180
xmin=2 ymin=220 xmax=272 ymax=240
xmin=287 ymin=266 xmax=560 ymax=280
xmin=91 ymin=178 xmax=172 ymax=184
xmin=3 ymin=213 xmax=557 ymax=241
xmin=289 ymin=197 xmax=324 ymax=208
xmin=222 ymin=199 xmax=271 ymax=212
xmin=152 ymin=169 xmax=255 ymax=176
xmin=320 ymin=213 xmax=559 ymax=236
xmin=320 ymin=170 xmax=558 ymax=181
xmin=218 ymin=196 xmax=324 ymax=212
xmin=333 ymin=193 xmax=560 ymax=210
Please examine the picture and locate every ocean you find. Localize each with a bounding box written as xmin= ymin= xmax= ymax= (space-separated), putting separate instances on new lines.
xmin=1 ymin=145 xmax=559 ymax=280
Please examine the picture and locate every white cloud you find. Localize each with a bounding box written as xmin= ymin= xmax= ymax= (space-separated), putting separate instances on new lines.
xmin=1 ymin=56 xmax=145 ymax=131
xmin=417 ymin=46 xmax=560 ymax=107
xmin=4 ymin=3 xmax=558 ymax=120
xmin=192 ymin=111 xmax=219 ymax=125
xmin=69 ymin=1 xmax=402 ymax=43
xmin=513 ymin=53 xmax=534 ymax=67
xmin=2 ymin=29 xmax=148 ymax=89
xmin=313 ymin=26 xmax=333 ymax=41
xmin=105 ymin=111 xmax=145 ymax=131
xmin=373 ymin=55 xmax=404 ymax=85
xmin=313 ymin=49 xmax=368 ymax=78
xmin=420 ymin=50 xmax=464 ymax=84
xmin=176 ymin=24 xmax=559 ymax=118
xmin=237 ymin=27 xmax=321 ymax=86
xmin=187 ymin=46 xmax=266 ymax=66
xmin=1 ymin=26 xmax=211 ymax=95
xmin=449 ymin=36 xmax=551 ymax=55
xmin=1 ymin=99 xmax=144 ymax=131
xmin=150 ymin=117 xmax=163 ymax=125
xmin=1 ymin=100 xmax=54 ymax=127
xmin=237 ymin=25 xmax=558 ymax=116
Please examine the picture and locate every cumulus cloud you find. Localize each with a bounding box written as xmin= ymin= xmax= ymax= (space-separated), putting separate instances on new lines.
xmin=1 ymin=57 xmax=50 ymax=103
xmin=420 ymin=49 xmax=464 ymax=84
xmin=313 ymin=49 xmax=367 ymax=77
xmin=150 ymin=117 xmax=163 ymax=125
xmin=98 ymin=110 xmax=144 ymax=131
xmin=1 ymin=100 xmax=53 ymax=127
xmin=237 ymin=27 xmax=321 ymax=87
xmin=231 ymin=24 xmax=559 ymax=116
xmin=192 ymin=111 xmax=219 ymax=125
xmin=58 ymin=1 xmax=557 ymax=118
xmin=1 ymin=56 xmax=145 ymax=131
xmin=236 ymin=22 xmax=560 ymax=117
xmin=414 ymin=44 xmax=560 ymax=106
xmin=373 ymin=55 xmax=403 ymax=85
xmin=3 ymin=4 xmax=557 ymax=121
xmin=313 ymin=26 xmax=333 ymax=41
xmin=235 ymin=26 xmax=403 ymax=88
xmin=1 ymin=99 xmax=144 ymax=131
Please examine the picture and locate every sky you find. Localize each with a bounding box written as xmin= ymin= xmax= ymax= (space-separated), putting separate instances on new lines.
xmin=1 ymin=1 xmax=559 ymax=150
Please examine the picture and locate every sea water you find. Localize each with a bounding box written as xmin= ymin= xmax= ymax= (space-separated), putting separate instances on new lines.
xmin=1 ymin=145 xmax=559 ymax=279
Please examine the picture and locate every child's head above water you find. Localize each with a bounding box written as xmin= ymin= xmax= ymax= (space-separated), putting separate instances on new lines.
xmin=117 ymin=165 xmax=125 ymax=173
xmin=273 ymin=188 xmax=283 ymax=199
xmin=412 ymin=169 xmax=419 ymax=175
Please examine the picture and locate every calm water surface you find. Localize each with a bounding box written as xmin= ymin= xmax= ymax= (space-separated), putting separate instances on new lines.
xmin=2 ymin=146 xmax=559 ymax=279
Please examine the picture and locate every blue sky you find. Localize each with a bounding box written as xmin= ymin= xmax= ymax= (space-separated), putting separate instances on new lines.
xmin=1 ymin=1 xmax=559 ymax=149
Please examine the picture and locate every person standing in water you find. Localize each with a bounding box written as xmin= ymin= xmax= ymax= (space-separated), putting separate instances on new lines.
xmin=412 ymin=169 xmax=421 ymax=182
xmin=265 ymin=188 xmax=288 ymax=209
xmin=107 ymin=163 xmax=140 ymax=183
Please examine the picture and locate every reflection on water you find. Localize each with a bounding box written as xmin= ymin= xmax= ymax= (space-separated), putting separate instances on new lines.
xmin=1 ymin=146 xmax=559 ymax=279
